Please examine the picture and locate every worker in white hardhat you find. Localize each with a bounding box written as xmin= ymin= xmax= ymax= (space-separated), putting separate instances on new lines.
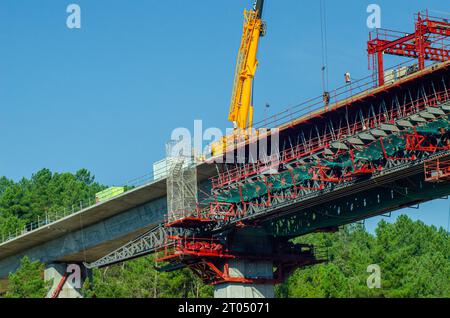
xmin=345 ymin=72 xmax=351 ymax=83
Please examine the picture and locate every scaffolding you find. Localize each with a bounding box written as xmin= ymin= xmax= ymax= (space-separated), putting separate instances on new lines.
xmin=425 ymin=158 xmax=450 ymax=182
xmin=166 ymin=141 xmax=198 ymax=225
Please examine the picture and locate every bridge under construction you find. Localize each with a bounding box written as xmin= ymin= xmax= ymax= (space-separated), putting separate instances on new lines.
xmin=0 ymin=3 xmax=449 ymax=298
xmin=88 ymin=7 xmax=450 ymax=298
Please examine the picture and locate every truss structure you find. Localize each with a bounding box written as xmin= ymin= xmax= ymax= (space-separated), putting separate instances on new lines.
xmin=212 ymin=89 xmax=450 ymax=190
xmin=85 ymin=225 xmax=181 ymax=269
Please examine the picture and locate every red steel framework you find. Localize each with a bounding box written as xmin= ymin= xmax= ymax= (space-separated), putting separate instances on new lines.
xmin=368 ymin=11 xmax=450 ymax=86
xmin=157 ymin=11 xmax=450 ymax=286
xmin=425 ymin=158 xmax=450 ymax=182
xmin=157 ymin=236 xmax=233 ymax=263
xmin=211 ymin=89 xmax=450 ymax=190
xmin=406 ymin=128 xmax=450 ymax=153
xmin=165 ymin=202 xmax=242 ymax=229
xmin=156 ymin=235 xmax=325 ymax=285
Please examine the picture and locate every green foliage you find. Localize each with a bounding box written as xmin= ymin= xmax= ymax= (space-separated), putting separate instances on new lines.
xmin=83 ymin=256 xmax=214 ymax=298
xmin=280 ymin=216 xmax=450 ymax=298
xmin=5 ymin=256 xmax=49 ymax=298
xmin=0 ymin=168 xmax=105 ymax=239
xmin=86 ymin=216 xmax=448 ymax=299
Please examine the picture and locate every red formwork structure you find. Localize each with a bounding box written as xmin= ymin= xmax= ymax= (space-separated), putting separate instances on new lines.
xmin=158 ymin=11 xmax=450 ymax=286
xmin=156 ymin=235 xmax=325 ymax=285
xmin=406 ymin=128 xmax=450 ymax=153
xmin=211 ymin=89 xmax=450 ymax=190
xmin=310 ymin=163 xmax=348 ymax=184
xmin=425 ymin=158 xmax=450 ymax=182
xmin=157 ymin=236 xmax=232 ymax=263
xmin=165 ymin=202 xmax=242 ymax=229
xmin=165 ymin=208 xmax=216 ymax=229
xmin=368 ymin=11 xmax=450 ymax=86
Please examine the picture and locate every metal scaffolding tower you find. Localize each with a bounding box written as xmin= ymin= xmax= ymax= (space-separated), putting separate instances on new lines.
xmin=166 ymin=141 xmax=198 ymax=224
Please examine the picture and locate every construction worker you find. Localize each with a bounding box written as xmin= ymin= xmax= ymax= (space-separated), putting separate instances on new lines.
xmin=345 ymin=72 xmax=352 ymax=84
xmin=323 ymin=91 xmax=330 ymax=106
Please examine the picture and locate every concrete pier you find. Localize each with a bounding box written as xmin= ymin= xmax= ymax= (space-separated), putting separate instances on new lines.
xmin=214 ymin=260 xmax=274 ymax=298
xmin=45 ymin=263 xmax=90 ymax=298
xmin=214 ymin=228 xmax=275 ymax=298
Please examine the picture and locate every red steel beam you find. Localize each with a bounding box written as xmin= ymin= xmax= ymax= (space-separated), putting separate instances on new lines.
xmin=367 ymin=13 xmax=450 ymax=86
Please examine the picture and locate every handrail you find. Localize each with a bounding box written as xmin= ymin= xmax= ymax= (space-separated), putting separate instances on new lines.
xmin=253 ymin=58 xmax=422 ymax=130
xmin=211 ymin=88 xmax=450 ymax=189
xmin=0 ymin=163 xmax=172 ymax=245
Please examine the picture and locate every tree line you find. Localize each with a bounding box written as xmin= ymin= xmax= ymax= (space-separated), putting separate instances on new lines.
xmin=1 ymin=169 xmax=449 ymax=298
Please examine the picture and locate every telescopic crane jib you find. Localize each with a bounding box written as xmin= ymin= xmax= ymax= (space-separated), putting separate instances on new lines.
xmin=228 ymin=0 xmax=265 ymax=130
xmin=212 ymin=0 xmax=266 ymax=156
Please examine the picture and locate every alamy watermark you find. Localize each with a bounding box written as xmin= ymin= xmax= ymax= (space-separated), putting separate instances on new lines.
xmin=169 ymin=120 xmax=280 ymax=166
xmin=66 ymin=4 xmax=81 ymax=29
xmin=367 ymin=264 xmax=382 ymax=289
xmin=367 ymin=4 xmax=381 ymax=29
xmin=66 ymin=263 xmax=82 ymax=288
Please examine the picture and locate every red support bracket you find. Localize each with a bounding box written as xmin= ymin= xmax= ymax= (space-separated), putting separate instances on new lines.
xmin=51 ymin=273 xmax=68 ymax=299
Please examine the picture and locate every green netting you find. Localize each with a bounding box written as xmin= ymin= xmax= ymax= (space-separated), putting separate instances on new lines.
xmin=216 ymin=180 xmax=268 ymax=203
xmin=321 ymin=156 xmax=353 ymax=169
xmin=292 ymin=166 xmax=312 ymax=183
xmin=215 ymin=115 xmax=450 ymax=204
xmin=416 ymin=118 xmax=450 ymax=134
xmin=383 ymin=134 xmax=406 ymax=156
xmin=354 ymin=141 xmax=384 ymax=161
xmin=242 ymin=180 xmax=267 ymax=201
xmin=216 ymin=188 xmax=241 ymax=203
xmin=268 ymin=170 xmax=294 ymax=190
xmin=216 ymin=166 xmax=315 ymax=203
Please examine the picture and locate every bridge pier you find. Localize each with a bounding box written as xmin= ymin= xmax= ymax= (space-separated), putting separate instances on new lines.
xmin=214 ymin=228 xmax=275 ymax=298
xmin=45 ymin=263 xmax=91 ymax=298
xmin=214 ymin=260 xmax=275 ymax=298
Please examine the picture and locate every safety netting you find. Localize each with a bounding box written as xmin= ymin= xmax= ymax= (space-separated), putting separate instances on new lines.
xmin=214 ymin=115 xmax=450 ymax=204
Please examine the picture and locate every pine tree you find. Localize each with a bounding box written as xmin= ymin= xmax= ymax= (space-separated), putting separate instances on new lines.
xmin=5 ymin=257 xmax=49 ymax=298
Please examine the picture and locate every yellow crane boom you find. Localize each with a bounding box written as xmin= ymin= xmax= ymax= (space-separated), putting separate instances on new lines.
xmin=228 ymin=0 xmax=266 ymax=131
xmin=211 ymin=0 xmax=266 ymax=157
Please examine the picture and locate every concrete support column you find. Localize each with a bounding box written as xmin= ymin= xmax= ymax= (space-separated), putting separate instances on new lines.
xmin=45 ymin=263 xmax=90 ymax=298
xmin=214 ymin=228 xmax=275 ymax=298
xmin=214 ymin=260 xmax=275 ymax=298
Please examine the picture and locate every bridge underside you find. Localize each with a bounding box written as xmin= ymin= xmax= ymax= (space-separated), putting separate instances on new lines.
xmin=264 ymin=166 xmax=450 ymax=237
xmin=1 ymin=60 xmax=449 ymax=298
xmin=87 ymin=61 xmax=450 ymax=296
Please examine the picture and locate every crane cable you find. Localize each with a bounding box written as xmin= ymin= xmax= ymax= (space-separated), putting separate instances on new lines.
xmin=320 ymin=0 xmax=329 ymax=93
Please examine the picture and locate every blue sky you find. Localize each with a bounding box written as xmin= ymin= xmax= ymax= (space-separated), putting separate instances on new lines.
xmin=0 ymin=0 xmax=449 ymax=232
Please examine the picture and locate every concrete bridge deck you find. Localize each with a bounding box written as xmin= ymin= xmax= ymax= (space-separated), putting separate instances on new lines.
xmin=0 ymin=163 xmax=216 ymax=289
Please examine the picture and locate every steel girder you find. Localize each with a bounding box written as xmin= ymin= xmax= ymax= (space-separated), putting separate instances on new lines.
xmin=208 ymin=150 xmax=450 ymax=234
xmin=264 ymin=172 xmax=450 ymax=238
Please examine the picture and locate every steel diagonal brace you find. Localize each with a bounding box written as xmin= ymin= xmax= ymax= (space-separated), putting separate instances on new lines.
xmin=84 ymin=225 xmax=183 ymax=269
